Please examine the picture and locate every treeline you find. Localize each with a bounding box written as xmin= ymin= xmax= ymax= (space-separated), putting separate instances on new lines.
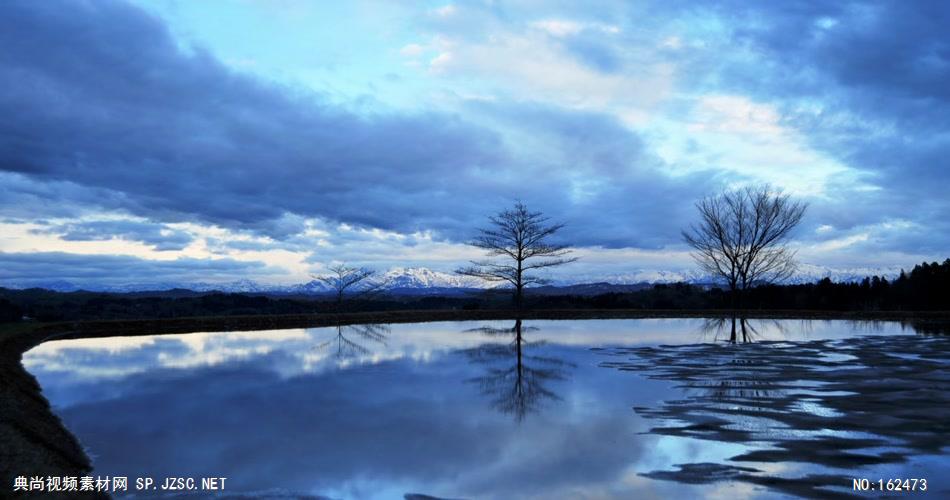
xmin=1 ymin=259 xmax=948 ymax=323
xmin=743 ymin=259 xmax=950 ymax=311
xmin=0 ymin=288 xmax=486 ymax=323
xmin=532 ymin=259 xmax=950 ymax=312
xmin=0 ymin=289 xmax=321 ymax=322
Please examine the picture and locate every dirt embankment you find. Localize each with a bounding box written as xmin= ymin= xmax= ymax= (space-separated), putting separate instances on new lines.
xmin=0 ymin=323 xmax=107 ymax=499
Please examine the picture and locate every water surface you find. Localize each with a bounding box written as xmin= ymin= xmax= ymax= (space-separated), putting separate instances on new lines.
xmin=23 ymin=319 xmax=950 ymax=498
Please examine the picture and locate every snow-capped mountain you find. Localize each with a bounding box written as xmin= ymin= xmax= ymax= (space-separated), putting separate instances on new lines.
xmin=381 ymin=267 xmax=488 ymax=289
xmin=283 ymin=280 xmax=333 ymax=294
xmin=278 ymin=268 xmax=488 ymax=294
xmin=0 ymin=264 xmax=907 ymax=294
xmin=0 ymin=279 xmax=276 ymax=294
xmin=190 ymin=278 xmax=269 ymax=293
xmin=560 ymin=269 xmax=697 ymax=286
xmin=783 ymin=264 xmax=904 ymax=285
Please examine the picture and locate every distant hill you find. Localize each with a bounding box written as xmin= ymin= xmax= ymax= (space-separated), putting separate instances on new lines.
xmin=0 ymin=264 xmax=904 ymax=295
xmin=3 ymin=259 xmax=947 ymax=322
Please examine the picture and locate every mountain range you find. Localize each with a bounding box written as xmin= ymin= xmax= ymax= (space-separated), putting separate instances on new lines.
xmin=0 ymin=265 xmax=907 ymax=295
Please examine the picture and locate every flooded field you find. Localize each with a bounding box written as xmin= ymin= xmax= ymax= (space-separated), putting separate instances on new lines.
xmin=22 ymin=319 xmax=950 ymax=499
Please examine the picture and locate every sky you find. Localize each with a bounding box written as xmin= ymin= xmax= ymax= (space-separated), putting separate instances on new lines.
xmin=1 ymin=0 xmax=949 ymax=287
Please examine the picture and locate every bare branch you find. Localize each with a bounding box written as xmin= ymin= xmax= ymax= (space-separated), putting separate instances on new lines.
xmin=682 ymin=184 xmax=807 ymax=302
xmin=456 ymin=201 xmax=577 ymax=307
xmin=312 ymin=262 xmax=388 ymax=306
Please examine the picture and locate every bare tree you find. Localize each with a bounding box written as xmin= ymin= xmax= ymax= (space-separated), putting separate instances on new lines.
xmin=682 ymin=185 xmax=806 ymax=307
xmin=457 ymin=202 xmax=577 ymax=308
xmin=314 ymin=263 xmax=387 ymax=308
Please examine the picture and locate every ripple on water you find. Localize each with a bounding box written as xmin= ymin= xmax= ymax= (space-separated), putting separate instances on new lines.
xmin=597 ymin=333 xmax=950 ymax=498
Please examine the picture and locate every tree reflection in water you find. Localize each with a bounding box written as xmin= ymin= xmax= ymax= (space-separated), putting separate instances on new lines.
xmin=314 ymin=323 xmax=390 ymax=359
xmin=699 ymin=316 xmax=779 ymax=343
xmin=463 ymin=319 xmax=574 ymax=421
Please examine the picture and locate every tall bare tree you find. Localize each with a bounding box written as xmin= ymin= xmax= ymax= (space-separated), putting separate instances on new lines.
xmin=314 ymin=263 xmax=386 ymax=308
xmin=682 ymin=185 xmax=806 ymax=306
xmin=457 ymin=202 xmax=577 ymax=308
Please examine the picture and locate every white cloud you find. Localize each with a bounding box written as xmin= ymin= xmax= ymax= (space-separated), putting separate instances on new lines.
xmin=419 ymin=30 xmax=673 ymax=116
xmin=399 ymin=43 xmax=425 ymax=57
xmin=0 ymin=219 xmax=189 ymax=260
xmin=688 ymin=95 xmax=785 ymax=136
xmin=429 ymin=51 xmax=454 ymax=73
xmin=656 ymin=94 xmax=859 ymax=196
xmin=531 ymin=19 xmax=583 ymax=37
xmin=809 ymin=232 xmax=870 ymax=252
xmin=660 ymin=36 xmax=682 ymax=49
xmin=530 ymin=19 xmax=620 ymax=37
xmin=431 ymin=4 xmax=457 ymax=18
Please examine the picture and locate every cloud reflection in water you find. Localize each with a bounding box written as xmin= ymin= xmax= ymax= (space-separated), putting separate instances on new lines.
xmin=21 ymin=319 xmax=938 ymax=499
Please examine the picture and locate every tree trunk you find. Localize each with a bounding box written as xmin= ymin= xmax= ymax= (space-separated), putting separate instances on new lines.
xmin=515 ymin=256 xmax=524 ymax=310
xmin=734 ymin=280 xmax=746 ymax=311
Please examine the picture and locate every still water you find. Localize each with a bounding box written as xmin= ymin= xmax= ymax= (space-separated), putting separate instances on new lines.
xmin=22 ymin=319 xmax=950 ymax=499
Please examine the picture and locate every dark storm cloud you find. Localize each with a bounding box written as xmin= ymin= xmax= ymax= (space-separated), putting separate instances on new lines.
xmin=0 ymin=0 xmax=502 ymax=239
xmin=0 ymin=252 xmax=282 ymax=286
xmin=658 ymin=0 xmax=948 ymax=131
xmin=703 ymin=0 xmax=950 ymax=151
xmin=658 ymin=0 xmax=950 ymax=252
xmin=31 ymin=219 xmax=193 ymax=251
xmin=10 ymin=0 xmax=943 ymax=260
xmin=725 ymin=1 xmax=949 ymax=105
xmin=463 ymin=100 xmax=721 ymax=248
xmin=0 ymin=172 xmax=133 ymax=220
xmin=0 ymin=0 xmax=724 ymax=249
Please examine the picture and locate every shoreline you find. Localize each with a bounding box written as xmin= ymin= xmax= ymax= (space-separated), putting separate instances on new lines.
xmin=1 ymin=309 xmax=948 ymax=496
xmin=16 ymin=308 xmax=950 ymax=344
